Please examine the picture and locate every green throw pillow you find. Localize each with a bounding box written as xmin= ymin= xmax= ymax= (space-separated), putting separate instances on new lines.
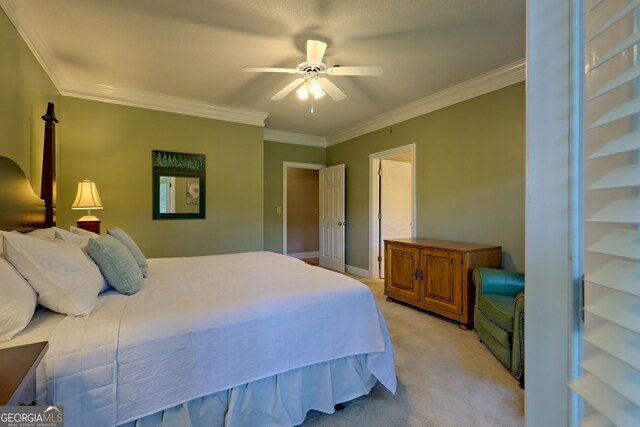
xmin=107 ymin=227 xmax=148 ymax=277
xmin=87 ymin=235 xmax=143 ymax=295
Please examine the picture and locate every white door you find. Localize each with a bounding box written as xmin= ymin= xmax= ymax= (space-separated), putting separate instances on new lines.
xmin=380 ymin=159 xmax=412 ymax=277
xmin=319 ymin=164 xmax=345 ymax=271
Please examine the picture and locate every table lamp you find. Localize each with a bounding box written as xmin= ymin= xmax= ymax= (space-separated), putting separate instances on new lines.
xmin=71 ymin=178 xmax=103 ymax=234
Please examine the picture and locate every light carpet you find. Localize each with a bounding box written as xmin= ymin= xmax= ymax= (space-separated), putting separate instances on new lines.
xmin=301 ymin=275 xmax=524 ymax=427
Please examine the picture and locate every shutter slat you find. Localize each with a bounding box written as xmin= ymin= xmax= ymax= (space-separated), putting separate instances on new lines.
xmin=589 ymin=63 xmax=640 ymax=100
xmin=588 ymin=164 xmax=640 ymax=190
xmin=586 ymin=261 xmax=640 ymax=297
xmin=590 ymin=0 xmax=640 ymax=41
xmin=587 ymin=198 xmax=640 ymax=224
xmin=587 ymin=96 xmax=640 ymax=129
xmin=586 ymin=229 xmax=640 ymax=259
xmin=590 ymin=0 xmax=605 ymax=13
xmin=582 ymin=413 xmax=615 ymax=427
xmin=587 ymin=130 xmax=640 ymax=159
xmin=585 ymin=324 xmax=640 ymax=372
xmin=585 ymin=291 xmax=640 ymax=334
xmin=570 ymin=375 xmax=640 ymax=427
xmin=591 ymin=30 xmax=640 ymax=70
xmin=582 ymin=354 xmax=640 ymax=407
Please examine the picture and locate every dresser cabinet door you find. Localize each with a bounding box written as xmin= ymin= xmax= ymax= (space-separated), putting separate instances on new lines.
xmin=420 ymin=249 xmax=463 ymax=315
xmin=385 ymin=244 xmax=421 ymax=300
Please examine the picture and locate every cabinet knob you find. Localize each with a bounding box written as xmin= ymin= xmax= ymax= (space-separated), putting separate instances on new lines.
xmin=414 ymin=269 xmax=419 ymax=279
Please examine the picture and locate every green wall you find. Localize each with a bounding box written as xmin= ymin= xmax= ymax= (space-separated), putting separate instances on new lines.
xmin=327 ymin=82 xmax=525 ymax=272
xmin=0 ymin=8 xmax=59 ymax=190
xmin=263 ymin=141 xmax=326 ymax=253
xmin=1 ymin=5 xmax=524 ymax=267
xmin=57 ymin=98 xmax=264 ymax=258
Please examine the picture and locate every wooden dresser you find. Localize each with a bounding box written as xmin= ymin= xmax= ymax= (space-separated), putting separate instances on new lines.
xmin=384 ymin=238 xmax=501 ymax=329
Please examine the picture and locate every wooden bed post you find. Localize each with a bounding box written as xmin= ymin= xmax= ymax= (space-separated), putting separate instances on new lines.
xmin=41 ymin=102 xmax=58 ymax=227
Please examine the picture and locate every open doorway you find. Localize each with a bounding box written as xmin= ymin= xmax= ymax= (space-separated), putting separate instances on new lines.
xmin=370 ymin=144 xmax=416 ymax=279
xmin=283 ymin=162 xmax=324 ymax=264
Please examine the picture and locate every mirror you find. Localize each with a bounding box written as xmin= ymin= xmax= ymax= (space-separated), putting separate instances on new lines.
xmin=152 ymin=150 xmax=205 ymax=219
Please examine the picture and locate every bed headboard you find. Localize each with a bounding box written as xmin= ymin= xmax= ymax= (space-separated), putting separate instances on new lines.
xmin=0 ymin=102 xmax=57 ymax=232
xmin=0 ymin=156 xmax=46 ymax=232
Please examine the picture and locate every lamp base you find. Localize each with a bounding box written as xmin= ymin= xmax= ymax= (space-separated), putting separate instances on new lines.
xmin=77 ymin=216 xmax=100 ymax=234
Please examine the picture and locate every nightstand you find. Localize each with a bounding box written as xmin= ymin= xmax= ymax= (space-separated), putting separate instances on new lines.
xmin=0 ymin=341 xmax=48 ymax=405
xmin=76 ymin=218 xmax=100 ymax=234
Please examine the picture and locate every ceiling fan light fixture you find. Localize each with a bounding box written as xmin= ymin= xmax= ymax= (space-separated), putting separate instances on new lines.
xmin=308 ymin=77 xmax=322 ymax=95
xmin=243 ymin=39 xmax=381 ymax=103
xmin=296 ymin=82 xmax=309 ymax=100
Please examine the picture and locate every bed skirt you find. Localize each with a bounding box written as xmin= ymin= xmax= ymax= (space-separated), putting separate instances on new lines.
xmin=119 ymin=353 xmax=377 ymax=427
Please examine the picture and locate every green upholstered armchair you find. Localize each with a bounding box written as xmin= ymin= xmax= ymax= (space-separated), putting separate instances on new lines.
xmin=472 ymin=267 xmax=525 ymax=386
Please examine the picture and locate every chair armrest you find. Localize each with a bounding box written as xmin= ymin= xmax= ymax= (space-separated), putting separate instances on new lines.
xmin=472 ymin=267 xmax=524 ymax=298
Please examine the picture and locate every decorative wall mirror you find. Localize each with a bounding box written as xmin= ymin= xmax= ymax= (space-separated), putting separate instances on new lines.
xmin=152 ymin=150 xmax=205 ymax=219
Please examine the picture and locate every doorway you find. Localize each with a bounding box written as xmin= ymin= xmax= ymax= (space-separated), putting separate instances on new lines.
xmin=370 ymin=144 xmax=416 ymax=279
xmin=283 ymin=162 xmax=324 ymax=263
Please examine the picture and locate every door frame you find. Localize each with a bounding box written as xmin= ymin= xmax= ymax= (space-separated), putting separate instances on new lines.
xmin=282 ymin=161 xmax=324 ymax=256
xmin=369 ymin=143 xmax=416 ymax=279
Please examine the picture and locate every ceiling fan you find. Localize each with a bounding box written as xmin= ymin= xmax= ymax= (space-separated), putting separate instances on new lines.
xmin=241 ymin=40 xmax=382 ymax=107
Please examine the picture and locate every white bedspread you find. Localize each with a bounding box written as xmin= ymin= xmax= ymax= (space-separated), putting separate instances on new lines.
xmin=37 ymin=252 xmax=396 ymax=426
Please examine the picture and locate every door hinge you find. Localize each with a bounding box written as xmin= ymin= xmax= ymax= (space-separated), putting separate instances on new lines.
xmin=378 ymin=212 xmax=382 ymax=219
xmin=377 ymin=256 xmax=382 ymax=262
xmin=378 ymin=169 xmax=383 ymax=176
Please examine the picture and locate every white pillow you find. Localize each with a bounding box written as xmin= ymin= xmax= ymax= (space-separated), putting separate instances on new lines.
xmin=0 ymin=257 xmax=37 ymax=341
xmin=1 ymin=228 xmax=56 ymax=256
xmin=54 ymin=227 xmax=92 ymax=249
xmin=70 ymin=226 xmax=99 ymax=238
xmin=25 ymin=227 xmax=56 ymax=240
xmin=54 ymin=227 xmax=109 ymax=293
xmin=1 ymin=231 xmax=105 ymax=316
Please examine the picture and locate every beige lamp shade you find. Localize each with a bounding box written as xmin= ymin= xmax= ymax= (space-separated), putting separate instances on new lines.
xmin=71 ymin=178 xmax=103 ymax=211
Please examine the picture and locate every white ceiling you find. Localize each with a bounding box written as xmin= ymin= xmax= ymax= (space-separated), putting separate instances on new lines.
xmin=3 ymin=0 xmax=525 ymax=141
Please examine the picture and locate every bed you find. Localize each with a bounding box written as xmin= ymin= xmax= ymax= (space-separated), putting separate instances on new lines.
xmin=0 ymin=154 xmax=396 ymax=427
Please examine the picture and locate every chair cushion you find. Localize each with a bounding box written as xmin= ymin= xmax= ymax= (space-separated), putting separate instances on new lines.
xmin=478 ymin=294 xmax=515 ymax=333
xmin=475 ymin=308 xmax=511 ymax=349
xmin=475 ymin=316 xmax=511 ymax=368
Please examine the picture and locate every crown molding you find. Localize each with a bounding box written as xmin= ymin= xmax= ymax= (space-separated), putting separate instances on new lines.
xmin=327 ymin=59 xmax=526 ymax=146
xmin=264 ymin=129 xmax=327 ymax=147
xmin=61 ymin=80 xmax=269 ymax=126
xmin=1 ymin=1 xmax=269 ymax=127
xmin=1 ymin=0 xmax=65 ymax=90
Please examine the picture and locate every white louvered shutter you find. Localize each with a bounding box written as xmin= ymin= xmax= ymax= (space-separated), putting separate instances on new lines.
xmin=569 ymin=1 xmax=640 ymax=426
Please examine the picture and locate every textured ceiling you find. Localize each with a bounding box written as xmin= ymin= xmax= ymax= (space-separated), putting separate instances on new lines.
xmin=3 ymin=0 xmax=525 ymax=138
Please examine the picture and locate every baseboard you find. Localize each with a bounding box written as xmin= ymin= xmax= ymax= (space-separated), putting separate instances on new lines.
xmin=287 ymin=251 xmax=319 ymax=259
xmin=345 ymin=265 xmax=373 ymax=278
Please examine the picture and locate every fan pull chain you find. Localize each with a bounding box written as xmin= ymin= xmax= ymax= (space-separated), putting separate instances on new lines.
xmin=311 ymin=95 xmax=314 ymax=113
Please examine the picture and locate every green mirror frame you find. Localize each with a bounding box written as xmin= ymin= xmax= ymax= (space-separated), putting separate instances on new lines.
xmin=152 ymin=150 xmax=206 ymax=220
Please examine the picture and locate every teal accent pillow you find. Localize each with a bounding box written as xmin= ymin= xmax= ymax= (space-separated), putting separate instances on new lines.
xmin=107 ymin=227 xmax=148 ymax=277
xmin=87 ymin=235 xmax=143 ymax=295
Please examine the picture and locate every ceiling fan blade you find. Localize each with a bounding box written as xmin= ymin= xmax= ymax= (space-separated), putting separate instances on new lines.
xmin=307 ymin=40 xmax=327 ymax=64
xmin=271 ymin=77 xmax=305 ymax=100
xmin=241 ymin=67 xmax=298 ymax=73
xmin=326 ymin=66 xmax=383 ymax=76
xmin=319 ymin=78 xmax=347 ymax=101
